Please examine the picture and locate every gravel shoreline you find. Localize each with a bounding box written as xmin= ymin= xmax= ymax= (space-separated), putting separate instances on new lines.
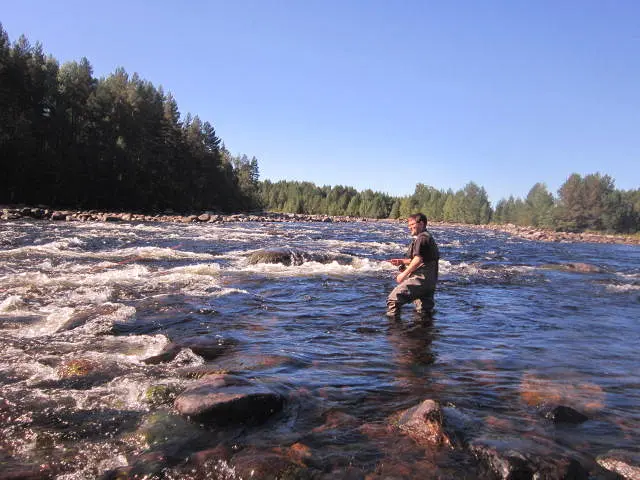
xmin=2 ymin=205 xmax=639 ymax=246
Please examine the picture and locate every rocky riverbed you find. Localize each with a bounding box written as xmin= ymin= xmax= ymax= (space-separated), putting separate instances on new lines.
xmin=1 ymin=209 xmax=639 ymax=478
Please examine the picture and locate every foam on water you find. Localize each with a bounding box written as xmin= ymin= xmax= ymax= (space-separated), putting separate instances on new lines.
xmin=605 ymin=283 xmax=640 ymax=293
xmin=0 ymin=237 xmax=86 ymax=258
xmin=0 ymin=295 xmax=27 ymax=312
xmin=234 ymin=257 xmax=394 ymax=277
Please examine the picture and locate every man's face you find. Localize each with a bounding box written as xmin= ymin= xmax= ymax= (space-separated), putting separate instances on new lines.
xmin=407 ymin=218 xmax=424 ymax=235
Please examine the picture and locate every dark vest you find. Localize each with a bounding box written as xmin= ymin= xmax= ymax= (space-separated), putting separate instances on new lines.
xmin=407 ymin=231 xmax=439 ymax=263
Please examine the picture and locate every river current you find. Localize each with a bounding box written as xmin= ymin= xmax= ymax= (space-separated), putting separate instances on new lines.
xmin=0 ymin=219 xmax=638 ymax=479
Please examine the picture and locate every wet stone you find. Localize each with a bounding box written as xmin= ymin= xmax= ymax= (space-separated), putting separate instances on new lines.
xmin=174 ymin=373 xmax=286 ymax=424
xmin=57 ymin=358 xmax=97 ymax=378
xmin=188 ymin=444 xmax=232 ymax=466
xmin=542 ymin=262 xmax=605 ymax=274
xmin=468 ymin=435 xmax=590 ymax=480
xmin=56 ymin=304 xmax=120 ymax=333
xmin=246 ymin=247 xmax=353 ymax=266
xmin=137 ymin=412 xmax=204 ymax=450
xmin=247 ymin=248 xmax=299 ymax=266
xmin=230 ymin=447 xmax=307 ymax=480
xmin=143 ymin=334 xmax=236 ymax=364
xmin=597 ymin=450 xmax=640 ymax=480
xmin=544 ymin=405 xmax=589 ymax=424
xmin=144 ymin=384 xmax=183 ymax=406
xmin=390 ymin=399 xmax=452 ymax=447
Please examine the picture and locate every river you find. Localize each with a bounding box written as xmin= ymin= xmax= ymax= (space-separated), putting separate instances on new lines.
xmin=0 ymin=219 xmax=638 ymax=479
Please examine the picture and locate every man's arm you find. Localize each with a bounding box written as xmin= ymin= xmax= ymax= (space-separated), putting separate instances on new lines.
xmin=389 ymin=258 xmax=410 ymax=266
xmin=396 ymin=255 xmax=423 ymax=283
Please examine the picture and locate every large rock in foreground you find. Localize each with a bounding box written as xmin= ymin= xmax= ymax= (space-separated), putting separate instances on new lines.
xmin=390 ymin=399 xmax=452 ymax=447
xmin=174 ymin=374 xmax=285 ymax=424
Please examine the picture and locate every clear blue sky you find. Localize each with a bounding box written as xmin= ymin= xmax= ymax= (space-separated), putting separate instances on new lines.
xmin=3 ymin=0 xmax=639 ymax=204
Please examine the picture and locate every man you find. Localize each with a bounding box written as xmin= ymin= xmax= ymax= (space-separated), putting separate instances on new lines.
xmin=387 ymin=212 xmax=440 ymax=317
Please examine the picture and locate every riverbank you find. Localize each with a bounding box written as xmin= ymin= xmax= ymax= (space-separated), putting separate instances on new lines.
xmin=449 ymin=221 xmax=640 ymax=246
xmin=2 ymin=205 xmax=639 ymax=246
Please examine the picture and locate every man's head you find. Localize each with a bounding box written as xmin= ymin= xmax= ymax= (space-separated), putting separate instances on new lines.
xmin=407 ymin=213 xmax=427 ymax=235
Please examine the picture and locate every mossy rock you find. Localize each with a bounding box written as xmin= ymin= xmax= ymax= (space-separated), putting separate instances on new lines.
xmin=144 ymin=384 xmax=183 ymax=406
xmin=57 ymin=359 xmax=96 ymax=378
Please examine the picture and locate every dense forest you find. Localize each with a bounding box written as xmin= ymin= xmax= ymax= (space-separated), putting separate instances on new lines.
xmin=0 ymin=24 xmax=259 ymax=213
xmin=1 ymin=25 xmax=638 ymax=233
xmin=259 ymin=177 xmax=640 ymax=233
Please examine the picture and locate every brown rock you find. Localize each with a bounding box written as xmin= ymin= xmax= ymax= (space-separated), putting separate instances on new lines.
xmin=390 ymin=399 xmax=452 ymax=447
xmin=174 ymin=374 xmax=285 ymax=424
xmin=230 ymin=447 xmax=303 ymax=479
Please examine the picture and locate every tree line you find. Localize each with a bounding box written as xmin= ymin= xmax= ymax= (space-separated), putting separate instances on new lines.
xmin=260 ymin=176 xmax=639 ymax=233
xmin=1 ymin=25 xmax=638 ymax=233
xmin=0 ymin=24 xmax=258 ymax=213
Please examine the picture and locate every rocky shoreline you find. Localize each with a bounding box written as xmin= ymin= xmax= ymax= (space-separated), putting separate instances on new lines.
xmin=2 ymin=205 xmax=639 ymax=246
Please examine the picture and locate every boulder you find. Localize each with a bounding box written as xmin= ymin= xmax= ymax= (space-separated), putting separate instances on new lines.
xmin=247 ymin=248 xmax=298 ymax=265
xmin=174 ymin=374 xmax=285 ymax=424
xmin=246 ymin=248 xmax=352 ymax=266
xmin=390 ymin=399 xmax=452 ymax=447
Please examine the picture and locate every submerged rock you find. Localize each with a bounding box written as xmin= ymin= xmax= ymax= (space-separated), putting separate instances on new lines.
xmin=390 ymin=399 xmax=452 ymax=447
xmin=249 ymin=248 xmax=310 ymax=266
xmin=597 ymin=450 xmax=640 ymax=480
xmin=174 ymin=373 xmax=285 ymax=424
xmin=468 ymin=436 xmax=590 ymax=480
xmin=143 ymin=334 xmax=236 ymax=364
xmin=470 ymin=432 xmax=623 ymax=480
xmin=543 ymin=405 xmax=589 ymax=424
xmin=144 ymin=384 xmax=183 ymax=406
xmin=229 ymin=446 xmax=307 ymax=479
xmin=246 ymin=247 xmax=352 ymax=266
xmin=57 ymin=358 xmax=97 ymax=378
xmin=56 ymin=304 xmax=120 ymax=333
xmin=541 ymin=262 xmax=605 ymax=274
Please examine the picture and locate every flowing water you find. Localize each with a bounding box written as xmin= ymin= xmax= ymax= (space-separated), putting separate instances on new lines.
xmin=0 ymin=219 xmax=638 ymax=479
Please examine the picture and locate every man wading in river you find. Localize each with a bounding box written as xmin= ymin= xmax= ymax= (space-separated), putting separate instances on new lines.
xmin=387 ymin=213 xmax=440 ymax=317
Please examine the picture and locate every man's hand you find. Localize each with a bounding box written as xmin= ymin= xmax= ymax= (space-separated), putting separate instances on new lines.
xmin=395 ymin=255 xmax=423 ymax=283
xmin=389 ymin=258 xmax=405 ymax=266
